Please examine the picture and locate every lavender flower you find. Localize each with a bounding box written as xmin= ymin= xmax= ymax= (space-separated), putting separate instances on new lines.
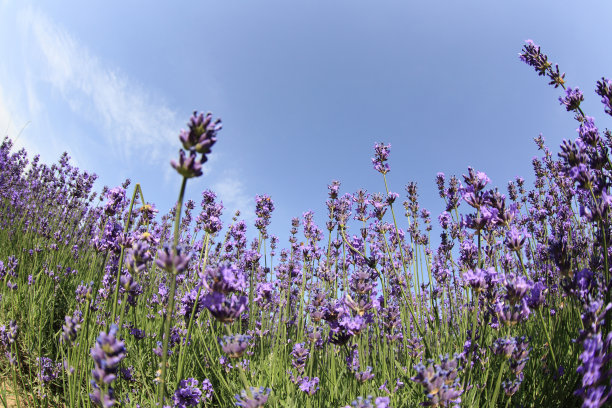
xmin=254 ymin=194 xmax=275 ymax=237
xmin=203 ymin=292 xmax=248 ymax=323
xmin=290 ymin=343 xmax=310 ymax=376
xmin=411 ymin=354 xmax=463 ymax=407
xmin=220 ymin=334 xmax=252 ymax=358
xmin=372 ymin=143 xmax=391 ymax=174
xmin=355 ymin=367 xmax=375 ymax=383
xmin=504 ymin=274 xmax=533 ymax=305
xmin=204 ymin=264 xmax=247 ymax=294
xmin=90 ymin=324 xmax=126 ymax=407
xmin=559 ymin=87 xmax=584 ymax=111
xmin=197 ymin=190 xmax=224 ymax=235
xmin=36 ymin=357 xmax=61 ymax=383
xmin=343 ymin=396 xmax=391 ymax=408
xmin=297 ymin=376 xmax=319 ymax=396
xmin=156 ymin=245 xmax=191 ymax=274
xmin=519 ymin=40 xmax=565 ymax=87
xmin=104 ymin=187 xmax=126 ymax=216
xmin=171 ymin=149 xmax=203 ymax=178
xmin=178 ymin=111 xmax=221 ymax=159
xmin=463 ymin=267 xmax=497 ymax=293
xmin=172 ymin=378 xmax=203 ymax=408
xmin=575 ymin=331 xmax=612 ymax=407
xmin=61 ymin=310 xmax=82 ymax=346
xmin=235 ymin=387 xmax=270 ymax=407
xmin=595 ymin=77 xmax=612 ymax=116
xmin=505 ymin=226 xmax=529 ymax=252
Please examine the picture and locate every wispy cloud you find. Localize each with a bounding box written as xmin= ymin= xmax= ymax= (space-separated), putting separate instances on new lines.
xmin=0 ymin=83 xmax=36 ymax=154
xmin=0 ymin=5 xmax=251 ymax=216
xmin=211 ymin=170 xmax=255 ymax=224
xmin=14 ymin=6 xmax=181 ymax=164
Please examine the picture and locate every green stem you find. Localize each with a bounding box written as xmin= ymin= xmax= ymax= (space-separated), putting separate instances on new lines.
xmin=110 ymin=183 xmax=141 ymax=325
xmin=157 ymin=177 xmax=187 ymax=404
xmin=176 ymin=233 xmax=211 ymax=381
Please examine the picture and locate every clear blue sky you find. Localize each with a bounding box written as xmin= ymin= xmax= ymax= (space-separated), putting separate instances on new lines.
xmin=1 ymin=1 xmax=612 ymax=243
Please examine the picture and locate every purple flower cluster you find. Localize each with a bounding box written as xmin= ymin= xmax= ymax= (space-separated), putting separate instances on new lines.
xmin=411 ymin=354 xmax=463 ymax=407
xmin=36 ymin=356 xmax=61 ymax=383
xmin=61 ymin=310 xmax=82 ymax=346
xmin=492 ymin=336 xmax=531 ymax=396
xmin=172 ymin=378 xmax=213 ymax=407
xmin=371 ymin=143 xmax=391 ymax=175
xmin=156 ymin=245 xmax=191 ymax=274
xmin=172 ymin=111 xmax=222 ymax=178
xmin=342 ymin=395 xmax=390 ymax=408
xmin=234 ymin=387 xmax=270 ymax=408
xmin=255 ymin=194 xmax=275 ymax=239
xmin=197 ymin=190 xmax=224 ymax=235
xmin=201 ymin=264 xmax=249 ymax=324
xmin=90 ymin=324 xmax=126 ymax=407
xmin=220 ymin=334 xmax=252 ymax=358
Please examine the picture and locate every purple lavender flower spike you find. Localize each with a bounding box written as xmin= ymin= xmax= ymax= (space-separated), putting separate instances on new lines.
xmin=204 ymin=264 xmax=247 ymax=294
xmin=90 ymin=324 xmax=126 ymax=407
xmin=197 ymin=190 xmax=224 ymax=234
xmin=178 ymin=111 xmax=222 ymax=159
xmin=559 ymin=87 xmax=584 ymax=111
xmin=519 ymin=40 xmax=565 ymax=87
xmin=104 ymin=187 xmax=126 ymax=216
xmin=297 ymin=376 xmax=319 ymax=396
xmin=371 ymin=143 xmax=391 ymax=174
xmin=343 ymin=395 xmax=391 ymax=408
xmin=577 ymin=116 xmax=600 ymax=147
xmin=505 ymin=226 xmax=529 ymax=252
xmin=355 ymin=367 xmax=375 ymax=383
xmin=172 ymin=378 xmax=203 ymax=408
xmin=234 ymin=387 xmax=270 ymax=407
xmin=156 ymin=245 xmax=191 ymax=274
xmin=504 ymin=274 xmax=533 ymax=305
xmin=203 ymin=292 xmax=248 ymax=324
xmin=36 ymin=357 xmax=61 ymax=383
xmin=411 ymin=354 xmax=463 ymax=407
xmin=290 ymin=343 xmax=310 ymax=376
xmin=255 ymin=194 xmax=275 ymax=238
xmin=220 ymin=334 xmax=252 ymax=358
xmin=463 ymin=267 xmax=497 ymax=293
xmin=171 ymin=149 xmax=203 ymax=178
xmin=596 ymin=77 xmax=612 ymax=116
xmin=61 ymin=311 xmax=82 ymax=346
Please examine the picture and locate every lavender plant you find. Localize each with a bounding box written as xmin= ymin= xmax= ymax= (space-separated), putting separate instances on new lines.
xmin=0 ymin=41 xmax=611 ymax=407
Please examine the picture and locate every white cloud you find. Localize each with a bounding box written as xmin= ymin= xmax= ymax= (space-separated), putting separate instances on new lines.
xmin=211 ymin=171 xmax=255 ymax=224
xmin=16 ymin=6 xmax=181 ymax=164
xmin=0 ymin=83 xmax=36 ymax=155
xmin=0 ymin=5 xmax=250 ymax=219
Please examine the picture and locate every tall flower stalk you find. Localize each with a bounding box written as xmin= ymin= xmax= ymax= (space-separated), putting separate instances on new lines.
xmin=156 ymin=111 xmax=222 ymax=404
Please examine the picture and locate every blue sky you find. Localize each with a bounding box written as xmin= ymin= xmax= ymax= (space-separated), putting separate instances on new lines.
xmin=1 ymin=1 xmax=612 ymax=243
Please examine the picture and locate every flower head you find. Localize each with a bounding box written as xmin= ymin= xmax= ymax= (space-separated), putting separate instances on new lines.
xmin=371 ymin=143 xmax=391 ymax=174
xmin=173 ymin=378 xmax=204 ymax=408
xmin=297 ymin=376 xmax=319 ymax=396
xmin=156 ymin=246 xmax=191 ymax=274
xmin=204 ymin=264 xmax=247 ymax=294
xmin=203 ymin=292 xmax=248 ymax=324
xmin=235 ymin=387 xmax=270 ymax=407
xmin=220 ymin=334 xmax=252 ymax=358
xmin=90 ymin=324 xmax=126 ymax=407
xmin=559 ymin=87 xmax=584 ymax=111
xmin=179 ymin=111 xmax=222 ymax=158
xmin=171 ymin=149 xmax=203 ymax=178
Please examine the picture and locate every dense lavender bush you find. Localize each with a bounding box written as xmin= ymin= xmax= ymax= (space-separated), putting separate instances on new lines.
xmin=0 ymin=42 xmax=611 ymax=407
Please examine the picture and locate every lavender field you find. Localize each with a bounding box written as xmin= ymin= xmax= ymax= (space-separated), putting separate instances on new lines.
xmin=0 ymin=41 xmax=611 ymax=407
